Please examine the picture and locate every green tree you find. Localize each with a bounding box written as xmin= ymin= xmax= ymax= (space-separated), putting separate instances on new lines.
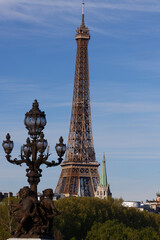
xmin=85 ymin=220 xmax=159 ymax=240
xmin=54 ymin=197 xmax=160 ymax=240
xmin=0 ymin=197 xmax=18 ymax=240
xmin=1 ymin=196 xmax=160 ymax=240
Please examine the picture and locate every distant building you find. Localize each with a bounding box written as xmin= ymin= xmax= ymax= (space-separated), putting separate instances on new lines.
xmin=37 ymin=192 xmax=42 ymax=201
xmin=122 ymin=193 xmax=160 ymax=213
xmin=122 ymin=201 xmax=141 ymax=209
xmin=95 ymin=153 xmax=112 ymax=199
xmin=0 ymin=192 xmax=3 ymax=202
xmin=0 ymin=192 xmax=13 ymax=202
xmin=122 ymin=200 xmax=158 ymax=213
xmin=144 ymin=192 xmax=160 ymax=213
xmin=37 ymin=191 xmax=65 ymax=201
xmin=53 ymin=193 xmax=65 ymax=201
xmin=0 ymin=190 xmax=64 ymax=203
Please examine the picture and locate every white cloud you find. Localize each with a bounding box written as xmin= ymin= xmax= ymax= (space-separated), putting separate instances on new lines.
xmin=39 ymin=101 xmax=160 ymax=113
xmin=88 ymin=1 xmax=160 ymax=13
xmin=0 ymin=0 xmax=159 ymax=39
xmin=0 ymin=0 xmax=159 ymax=25
xmin=92 ymin=101 xmax=160 ymax=113
xmin=0 ymin=0 xmax=79 ymax=22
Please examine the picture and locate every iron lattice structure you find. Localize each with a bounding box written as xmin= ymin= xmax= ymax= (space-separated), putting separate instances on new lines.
xmin=55 ymin=11 xmax=100 ymax=197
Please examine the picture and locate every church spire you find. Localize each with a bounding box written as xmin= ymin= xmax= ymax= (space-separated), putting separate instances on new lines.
xmin=94 ymin=153 xmax=112 ymax=199
xmin=100 ymin=153 xmax=108 ymax=187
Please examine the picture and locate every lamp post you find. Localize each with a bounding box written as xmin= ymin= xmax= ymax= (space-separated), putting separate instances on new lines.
xmin=3 ymin=100 xmax=66 ymax=197
xmin=2 ymin=100 xmax=66 ymax=238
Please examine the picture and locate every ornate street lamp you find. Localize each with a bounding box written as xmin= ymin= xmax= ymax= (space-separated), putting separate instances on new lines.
xmin=2 ymin=100 xmax=66 ymax=238
xmin=3 ymin=100 xmax=66 ymax=194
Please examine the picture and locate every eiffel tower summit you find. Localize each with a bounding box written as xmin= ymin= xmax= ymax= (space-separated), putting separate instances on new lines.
xmin=55 ymin=1 xmax=100 ymax=197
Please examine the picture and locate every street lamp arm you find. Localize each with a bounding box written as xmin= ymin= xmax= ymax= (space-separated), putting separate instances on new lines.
xmin=44 ymin=157 xmax=63 ymax=168
xmin=44 ymin=160 xmax=56 ymax=167
xmin=36 ymin=153 xmax=50 ymax=166
xmin=42 ymin=153 xmax=50 ymax=162
xmin=6 ymin=155 xmax=26 ymax=166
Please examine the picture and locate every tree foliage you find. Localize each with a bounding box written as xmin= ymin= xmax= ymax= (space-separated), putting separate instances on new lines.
xmin=85 ymin=220 xmax=159 ymax=240
xmin=0 ymin=197 xmax=18 ymax=240
xmin=1 ymin=197 xmax=160 ymax=240
xmin=54 ymin=197 xmax=160 ymax=240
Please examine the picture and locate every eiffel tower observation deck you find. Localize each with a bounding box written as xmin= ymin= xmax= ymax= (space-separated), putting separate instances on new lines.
xmin=55 ymin=1 xmax=100 ymax=197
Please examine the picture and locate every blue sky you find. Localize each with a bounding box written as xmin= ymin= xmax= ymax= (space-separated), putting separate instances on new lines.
xmin=0 ymin=0 xmax=160 ymax=201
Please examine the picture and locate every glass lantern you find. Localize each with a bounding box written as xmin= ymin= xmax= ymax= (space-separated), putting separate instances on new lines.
xmin=22 ymin=138 xmax=32 ymax=157
xmin=2 ymin=133 xmax=14 ymax=154
xmin=24 ymin=100 xmax=47 ymax=138
xmin=37 ymin=133 xmax=48 ymax=153
xmin=55 ymin=136 xmax=66 ymax=158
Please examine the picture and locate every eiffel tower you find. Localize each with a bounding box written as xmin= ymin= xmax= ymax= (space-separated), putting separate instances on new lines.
xmin=55 ymin=2 xmax=100 ymax=197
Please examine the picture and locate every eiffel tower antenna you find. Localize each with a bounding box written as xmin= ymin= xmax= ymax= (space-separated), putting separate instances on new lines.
xmin=82 ymin=0 xmax=84 ymax=14
xmin=82 ymin=0 xmax=85 ymax=26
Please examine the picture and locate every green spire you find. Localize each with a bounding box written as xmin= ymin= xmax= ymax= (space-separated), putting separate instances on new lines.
xmin=100 ymin=153 xmax=107 ymax=187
